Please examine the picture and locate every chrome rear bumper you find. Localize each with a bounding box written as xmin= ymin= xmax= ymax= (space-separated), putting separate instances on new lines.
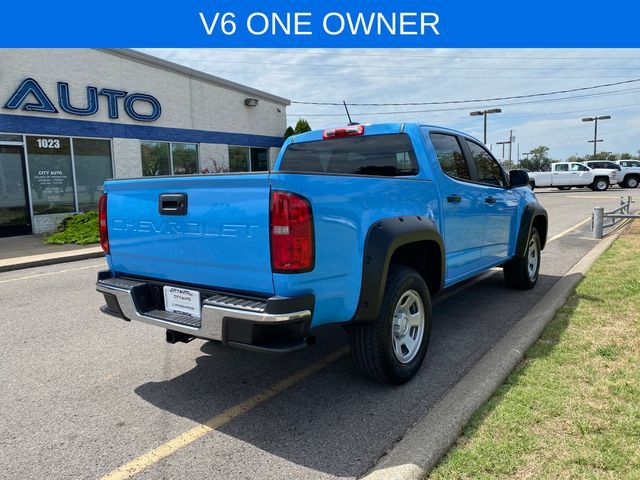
xmin=96 ymin=271 xmax=313 ymax=350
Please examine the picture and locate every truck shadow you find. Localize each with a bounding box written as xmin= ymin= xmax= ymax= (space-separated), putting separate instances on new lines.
xmin=134 ymin=271 xmax=567 ymax=478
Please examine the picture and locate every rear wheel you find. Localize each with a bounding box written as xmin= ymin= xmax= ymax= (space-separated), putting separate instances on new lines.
xmin=503 ymin=228 xmax=541 ymax=290
xmin=624 ymin=176 xmax=639 ymax=189
xmin=592 ymin=177 xmax=609 ymax=191
xmin=348 ymin=266 xmax=431 ymax=384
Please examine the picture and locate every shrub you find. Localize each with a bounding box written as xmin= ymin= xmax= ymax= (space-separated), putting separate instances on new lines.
xmin=45 ymin=210 xmax=100 ymax=245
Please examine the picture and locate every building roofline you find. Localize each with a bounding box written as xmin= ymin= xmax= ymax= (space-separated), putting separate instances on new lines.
xmin=96 ymin=48 xmax=291 ymax=106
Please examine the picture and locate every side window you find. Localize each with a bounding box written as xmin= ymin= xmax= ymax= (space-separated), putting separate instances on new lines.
xmin=573 ymin=164 xmax=588 ymax=172
xmin=429 ymin=133 xmax=471 ymax=181
xmin=465 ymin=140 xmax=505 ymax=187
xmin=555 ymin=164 xmax=569 ymax=172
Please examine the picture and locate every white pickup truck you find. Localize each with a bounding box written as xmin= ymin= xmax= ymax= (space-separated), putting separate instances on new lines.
xmin=528 ymin=162 xmax=617 ymax=191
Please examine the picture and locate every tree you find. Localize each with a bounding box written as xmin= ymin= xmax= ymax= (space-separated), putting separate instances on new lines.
xmin=620 ymin=152 xmax=633 ymax=160
xmin=293 ymin=119 xmax=312 ymax=134
xmin=520 ymin=145 xmax=552 ymax=172
xmin=283 ymin=126 xmax=295 ymax=139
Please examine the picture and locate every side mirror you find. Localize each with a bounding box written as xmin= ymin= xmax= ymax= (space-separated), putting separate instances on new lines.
xmin=509 ymin=169 xmax=530 ymax=188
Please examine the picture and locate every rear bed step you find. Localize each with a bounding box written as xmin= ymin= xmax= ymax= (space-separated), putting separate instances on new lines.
xmin=96 ymin=273 xmax=313 ymax=349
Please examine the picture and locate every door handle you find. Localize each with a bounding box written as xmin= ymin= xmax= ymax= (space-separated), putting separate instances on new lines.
xmin=446 ymin=194 xmax=462 ymax=204
xmin=485 ymin=196 xmax=496 ymax=205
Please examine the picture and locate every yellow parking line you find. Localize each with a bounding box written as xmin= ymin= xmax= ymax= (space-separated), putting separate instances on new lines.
xmin=100 ymin=346 xmax=349 ymax=480
xmin=566 ymin=195 xmax=620 ymax=199
xmin=101 ymin=213 xmax=593 ymax=479
xmin=547 ymin=216 xmax=591 ymax=243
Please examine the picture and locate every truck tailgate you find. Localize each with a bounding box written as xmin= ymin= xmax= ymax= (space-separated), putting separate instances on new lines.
xmin=104 ymin=174 xmax=274 ymax=295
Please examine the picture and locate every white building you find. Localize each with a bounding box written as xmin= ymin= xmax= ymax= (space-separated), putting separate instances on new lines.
xmin=0 ymin=48 xmax=289 ymax=236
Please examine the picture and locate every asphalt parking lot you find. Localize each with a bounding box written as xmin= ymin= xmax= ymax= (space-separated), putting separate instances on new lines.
xmin=0 ymin=187 xmax=635 ymax=480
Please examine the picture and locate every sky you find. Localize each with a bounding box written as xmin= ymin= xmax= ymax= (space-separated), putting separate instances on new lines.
xmin=138 ymin=48 xmax=640 ymax=161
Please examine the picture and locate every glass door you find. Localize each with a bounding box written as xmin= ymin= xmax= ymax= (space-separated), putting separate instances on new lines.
xmin=0 ymin=145 xmax=32 ymax=236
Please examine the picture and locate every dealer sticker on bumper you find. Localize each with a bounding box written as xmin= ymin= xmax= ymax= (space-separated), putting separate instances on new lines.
xmin=163 ymin=286 xmax=201 ymax=318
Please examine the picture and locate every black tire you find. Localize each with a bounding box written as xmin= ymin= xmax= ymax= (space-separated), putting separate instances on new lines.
xmin=624 ymin=176 xmax=639 ymax=189
xmin=503 ymin=228 xmax=541 ymax=290
xmin=592 ymin=177 xmax=609 ymax=191
xmin=557 ymin=186 xmax=571 ymax=190
xmin=348 ymin=265 xmax=431 ymax=385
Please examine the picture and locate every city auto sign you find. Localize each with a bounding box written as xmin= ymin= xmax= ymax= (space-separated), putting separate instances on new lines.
xmin=3 ymin=78 xmax=161 ymax=122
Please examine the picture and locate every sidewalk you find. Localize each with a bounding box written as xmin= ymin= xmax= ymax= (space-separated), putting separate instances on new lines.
xmin=0 ymin=235 xmax=104 ymax=272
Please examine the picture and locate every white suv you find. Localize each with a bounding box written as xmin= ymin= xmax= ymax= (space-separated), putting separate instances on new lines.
xmin=615 ymin=160 xmax=640 ymax=188
xmin=584 ymin=161 xmax=623 ymax=188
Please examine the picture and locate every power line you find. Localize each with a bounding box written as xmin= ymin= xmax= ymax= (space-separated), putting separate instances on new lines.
xmin=163 ymin=56 xmax=640 ymax=71
xmin=174 ymin=68 xmax=638 ymax=80
xmin=203 ymin=49 xmax=640 ymax=62
xmin=286 ymin=86 xmax=640 ymax=117
xmin=289 ymin=78 xmax=640 ymax=106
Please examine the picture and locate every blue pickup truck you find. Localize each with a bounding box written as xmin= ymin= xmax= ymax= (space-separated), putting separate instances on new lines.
xmin=96 ymin=123 xmax=547 ymax=384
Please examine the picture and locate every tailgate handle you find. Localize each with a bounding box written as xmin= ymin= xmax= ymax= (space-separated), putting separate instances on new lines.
xmin=159 ymin=193 xmax=188 ymax=215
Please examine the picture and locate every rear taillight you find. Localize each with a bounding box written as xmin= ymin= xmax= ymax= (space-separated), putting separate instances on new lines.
xmin=322 ymin=125 xmax=364 ymax=139
xmin=270 ymin=191 xmax=314 ymax=273
xmin=98 ymin=194 xmax=109 ymax=254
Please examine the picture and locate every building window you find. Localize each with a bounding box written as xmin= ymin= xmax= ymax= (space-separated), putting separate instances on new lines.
xmin=228 ymin=146 xmax=269 ymax=172
xmin=73 ymin=138 xmax=113 ymax=211
xmin=141 ymin=142 xmax=171 ymax=176
xmin=0 ymin=133 xmax=23 ymax=142
xmin=25 ymin=136 xmax=114 ymax=214
xmin=26 ymin=136 xmax=76 ymax=215
xmin=141 ymin=141 xmax=199 ymax=176
xmin=172 ymin=143 xmax=199 ymax=174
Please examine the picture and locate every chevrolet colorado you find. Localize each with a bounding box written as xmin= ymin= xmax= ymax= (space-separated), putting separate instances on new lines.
xmin=96 ymin=123 xmax=547 ymax=384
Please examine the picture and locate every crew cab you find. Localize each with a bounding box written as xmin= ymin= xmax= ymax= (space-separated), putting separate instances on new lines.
xmin=528 ymin=162 xmax=616 ymax=191
xmin=96 ymin=123 xmax=548 ymax=384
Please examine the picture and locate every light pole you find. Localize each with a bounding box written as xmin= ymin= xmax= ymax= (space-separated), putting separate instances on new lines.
xmin=582 ymin=115 xmax=611 ymax=158
xmin=470 ymin=108 xmax=502 ymax=144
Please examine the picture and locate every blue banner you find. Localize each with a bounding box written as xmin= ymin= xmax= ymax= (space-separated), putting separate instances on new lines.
xmin=2 ymin=0 xmax=638 ymax=47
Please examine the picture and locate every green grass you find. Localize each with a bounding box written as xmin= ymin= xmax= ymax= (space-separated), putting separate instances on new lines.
xmin=429 ymin=222 xmax=640 ymax=480
xmin=45 ymin=210 xmax=100 ymax=245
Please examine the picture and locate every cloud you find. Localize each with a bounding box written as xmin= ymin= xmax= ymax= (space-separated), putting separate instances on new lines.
xmin=138 ymin=48 xmax=640 ymax=159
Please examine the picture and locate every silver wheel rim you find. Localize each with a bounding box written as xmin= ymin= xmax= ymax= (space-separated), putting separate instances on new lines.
xmin=597 ymin=180 xmax=607 ymax=190
xmin=628 ymin=178 xmax=638 ymax=188
xmin=391 ymin=290 xmax=425 ymax=364
xmin=527 ymin=237 xmax=539 ymax=280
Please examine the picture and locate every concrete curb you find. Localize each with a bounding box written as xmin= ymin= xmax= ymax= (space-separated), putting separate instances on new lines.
xmin=362 ymin=232 xmax=621 ymax=480
xmin=0 ymin=247 xmax=104 ymax=273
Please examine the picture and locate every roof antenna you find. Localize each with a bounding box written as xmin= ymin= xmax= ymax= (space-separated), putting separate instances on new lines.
xmin=343 ymin=100 xmax=359 ymax=126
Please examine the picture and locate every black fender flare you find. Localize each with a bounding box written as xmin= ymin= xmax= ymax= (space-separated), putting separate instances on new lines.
xmin=351 ymin=216 xmax=445 ymax=323
xmin=515 ymin=203 xmax=548 ymax=257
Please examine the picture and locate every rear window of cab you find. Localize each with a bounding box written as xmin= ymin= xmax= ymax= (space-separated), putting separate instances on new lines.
xmin=280 ymin=134 xmax=419 ymax=176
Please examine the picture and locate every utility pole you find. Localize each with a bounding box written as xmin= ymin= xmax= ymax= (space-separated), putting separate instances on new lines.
xmin=582 ymin=115 xmax=611 ymax=158
xmin=496 ymin=131 xmax=515 ymax=163
xmin=496 ymin=141 xmax=509 ymax=161
xmin=508 ymin=130 xmax=515 ymax=163
xmin=470 ymin=108 xmax=502 ymax=144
